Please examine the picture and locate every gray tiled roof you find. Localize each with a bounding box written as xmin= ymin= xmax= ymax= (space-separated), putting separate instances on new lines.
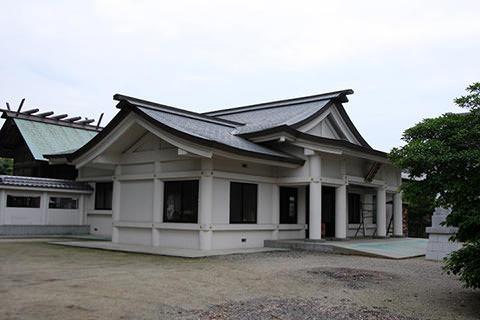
xmin=138 ymin=106 xmax=298 ymax=159
xmin=114 ymin=92 xmax=351 ymax=162
xmin=226 ymin=100 xmax=330 ymax=134
xmin=0 ymin=175 xmax=93 ymax=191
xmin=204 ymin=91 xmax=348 ymax=135
xmin=62 ymin=90 xmax=384 ymax=165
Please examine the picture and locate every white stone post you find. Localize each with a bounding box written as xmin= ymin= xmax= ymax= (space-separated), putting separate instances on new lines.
xmin=152 ymin=161 xmax=164 ymax=246
xmin=112 ymin=165 xmax=121 ymax=243
xmin=308 ymin=154 xmax=322 ymax=240
xmin=199 ymin=159 xmax=213 ymax=250
xmin=376 ymin=187 xmax=387 ymax=237
xmin=272 ymin=184 xmax=280 ymax=240
xmin=392 ymin=192 xmax=403 ymax=237
xmin=335 ymin=184 xmax=347 ymax=239
xmin=0 ymin=189 xmax=6 ymax=225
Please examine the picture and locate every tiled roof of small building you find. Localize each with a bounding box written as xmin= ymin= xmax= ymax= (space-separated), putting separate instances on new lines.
xmin=0 ymin=175 xmax=93 ymax=191
xmin=13 ymin=119 xmax=98 ymax=161
xmin=0 ymin=108 xmax=103 ymax=161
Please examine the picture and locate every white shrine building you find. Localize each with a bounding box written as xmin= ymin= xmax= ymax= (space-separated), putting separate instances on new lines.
xmin=1 ymin=89 xmax=403 ymax=250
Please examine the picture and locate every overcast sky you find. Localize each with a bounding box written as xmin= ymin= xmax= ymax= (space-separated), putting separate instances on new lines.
xmin=1 ymin=1 xmax=479 ymax=152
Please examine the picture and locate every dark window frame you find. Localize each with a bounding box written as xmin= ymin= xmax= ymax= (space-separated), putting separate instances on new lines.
xmin=49 ymin=197 xmax=78 ymax=209
xmin=6 ymin=195 xmax=41 ymax=208
xmin=163 ymin=180 xmax=199 ymax=223
xmin=348 ymin=193 xmax=361 ymax=224
xmin=94 ymin=182 xmax=113 ymax=210
xmin=280 ymin=187 xmax=298 ymax=224
xmin=229 ymin=182 xmax=258 ymax=224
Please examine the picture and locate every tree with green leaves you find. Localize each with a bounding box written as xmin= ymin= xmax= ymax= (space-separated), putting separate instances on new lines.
xmin=389 ymin=83 xmax=480 ymax=289
xmin=0 ymin=158 xmax=13 ymax=175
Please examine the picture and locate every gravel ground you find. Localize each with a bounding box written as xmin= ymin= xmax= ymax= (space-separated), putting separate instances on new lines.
xmin=0 ymin=239 xmax=479 ymax=320
xmin=152 ymin=298 xmax=419 ymax=320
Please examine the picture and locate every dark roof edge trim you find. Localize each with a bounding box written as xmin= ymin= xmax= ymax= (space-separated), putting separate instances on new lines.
xmin=242 ymin=126 xmax=387 ymax=158
xmin=204 ymin=89 xmax=354 ymax=116
xmin=0 ymin=109 xmax=103 ymax=132
xmin=54 ymin=106 xmax=305 ymax=166
xmin=113 ymin=94 xmax=244 ymax=127
xmin=332 ymin=102 xmax=371 ymax=148
xmin=128 ymin=107 xmax=305 ymax=166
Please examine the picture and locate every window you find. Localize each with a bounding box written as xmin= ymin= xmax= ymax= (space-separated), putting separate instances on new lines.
xmin=163 ymin=180 xmax=199 ymax=223
xmin=7 ymin=195 xmax=40 ymax=208
xmin=280 ymin=187 xmax=297 ymax=224
xmin=49 ymin=197 xmax=78 ymax=209
xmin=95 ymin=182 xmax=113 ymax=210
xmin=230 ymin=182 xmax=257 ymax=223
xmin=348 ymin=193 xmax=361 ymax=224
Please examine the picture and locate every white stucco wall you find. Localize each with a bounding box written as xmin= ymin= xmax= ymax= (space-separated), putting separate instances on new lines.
xmin=75 ymin=114 xmax=402 ymax=250
xmin=88 ymin=214 xmax=112 ymax=236
xmin=119 ymin=180 xmax=153 ymax=222
xmin=1 ymin=189 xmax=88 ymax=227
xmin=84 ymin=181 xmax=113 ymax=237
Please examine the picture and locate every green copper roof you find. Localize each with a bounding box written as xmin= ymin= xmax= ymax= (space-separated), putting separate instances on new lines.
xmin=15 ymin=118 xmax=98 ymax=161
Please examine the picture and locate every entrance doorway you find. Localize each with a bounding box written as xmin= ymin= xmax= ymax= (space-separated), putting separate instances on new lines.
xmin=322 ymin=186 xmax=335 ymax=238
xmin=305 ymin=185 xmax=336 ymax=239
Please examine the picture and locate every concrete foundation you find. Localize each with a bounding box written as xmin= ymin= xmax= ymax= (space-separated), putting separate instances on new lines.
xmin=0 ymin=225 xmax=90 ymax=236
xmin=265 ymin=237 xmax=427 ymax=259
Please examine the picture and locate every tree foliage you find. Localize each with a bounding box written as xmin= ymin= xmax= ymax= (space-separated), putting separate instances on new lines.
xmin=389 ymin=83 xmax=480 ymax=289
xmin=0 ymin=158 xmax=13 ymax=175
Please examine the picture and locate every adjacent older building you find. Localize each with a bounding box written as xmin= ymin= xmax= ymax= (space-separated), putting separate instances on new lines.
xmin=0 ymin=107 xmax=101 ymax=236
xmin=0 ymin=107 xmax=101 ymax=179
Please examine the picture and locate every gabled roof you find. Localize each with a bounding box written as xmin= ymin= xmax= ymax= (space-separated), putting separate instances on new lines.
xmin=0 ymin=109 xmax=100 ymax=161
xmin=58 ymin=95 xmax=304 ymax=165
xmin=49 ymin=90 xmax=386 ymax=165
xmin=205 ymin=90 xmax=353 ymax=136
xmin=203 ymin=89 xmax=371 ymax=148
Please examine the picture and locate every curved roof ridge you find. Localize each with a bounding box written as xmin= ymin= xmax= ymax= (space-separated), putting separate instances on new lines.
xmin=114 ymin=94 xmax=244 ymax=127
xmin=204 ymin=89 xmax=353 ymax=117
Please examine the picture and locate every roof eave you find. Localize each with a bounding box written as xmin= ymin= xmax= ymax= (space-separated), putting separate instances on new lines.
xmin=204 ymin=89 xmax=354 ymax=117
xmin=126 ymin=105 xmax=305 ymax=166
xmin=240 ymin=126 xmax=387 ymax=159
xmin=67 ymin=102 xmax=305 ymax=167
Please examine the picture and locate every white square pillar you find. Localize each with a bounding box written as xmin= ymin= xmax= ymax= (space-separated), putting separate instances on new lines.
xmin=0 ymin=190 xmax=5 ymax=225
xmin=335 ymin=184 xmax=347 ymax=239
xmin=308 ymin=154 xmax=322 ymax=240
xmin=376 ymin=187 xmax=387 ymax=237
xmin=393 ymin=192 xmax=403 ymax=237
xmin=272 ymin=184 xmax=280 ymax=240
xmin=152 ymin=161 xmax=164 ymax=246
xmin=78 ymin=195 xmax=85 ymax=225
xmin=112 ymin=165 xmax=121 ymax=243
xmin=199 ymin=159 xmax=213 ymax=250
xmin=41 ymin=192 xmax=48 ymax=225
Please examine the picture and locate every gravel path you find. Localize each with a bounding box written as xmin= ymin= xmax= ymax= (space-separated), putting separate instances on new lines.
xmin=1 ymin=239 xmax=479 ymax=320
xmin=152 ymin=297 xmax=420 ymax=320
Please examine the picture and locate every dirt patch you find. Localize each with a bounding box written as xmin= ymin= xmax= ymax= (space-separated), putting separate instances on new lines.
xmin=305 ymin=267 xmax=398 ymax=289
xmin=1 ymin=240 xmax=479 ymax=320
xmin=152 ymin=297 xmax=419 ymax=320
